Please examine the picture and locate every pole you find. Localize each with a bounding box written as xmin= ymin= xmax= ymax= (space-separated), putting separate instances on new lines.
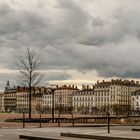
xmin=39 ymin=113 xmax=41 ymax=128
xmin=107 ymin=111 xmax=110 ymax=133
xmin=23 ymin=111 xmax=25 ymax=128
xmin=58 ymin=112 xmax=60 ymax=127
xmin=72 ymin=112 xmax=74 ymax=127
xmin=29 ymin=86 xmax=32 ymax=119
xmin=51 ymin=89 xmax=55 ymax=123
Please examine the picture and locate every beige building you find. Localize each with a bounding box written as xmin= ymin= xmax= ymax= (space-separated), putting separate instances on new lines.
xmin=16 ymin=87 xmax=29 ymax=113
xmin=42 ymin=91 xmax=52 ymax=113
xmin=131 ymin=90 xmax=140 ymax=114
xmin=4 ymin=81 xmax=17 ymax=112
xmin=0 ymin=92 xmax=4 ymax=112
xmin=73 ymin=85 xmax=95 ymax=114
xmin=94 ymin=79 xmax=140 ymax=115
xmin=54 ymin=85 xmax=79 ymax=113
xmin=4 ymin=81 xmax=46 ymax=113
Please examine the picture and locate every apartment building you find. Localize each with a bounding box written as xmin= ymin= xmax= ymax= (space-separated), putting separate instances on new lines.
xmin=54 ymin=85 xmax=79 ymax=113
xmin=16 ymin=87 xmax=29 ymax=113
xmin=32 ymin=87 xmax=44 ymax=113
xmin=4 ymin=81 xmax=17 ymax=112
xmin=131 ymin=90 xmax=140 ymax=114
xmin=94 ymin=79 xmax=140 ymax=115
xmin=4 ymin=81 xmax=47 ymax=113
xmin=42 ymin=91 xmax=52 ymax=113
xmin=73 ymin=85 xmax=95 ymax=114
xmin=0 ymin=92 xmax=4 ymax=112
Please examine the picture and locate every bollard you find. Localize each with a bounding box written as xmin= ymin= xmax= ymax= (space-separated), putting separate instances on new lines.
xmin=58 ymin=113 xmax=60 ymax=127
xmin=23 ymin=111 xmax=25 ymax=128
xmin=72 ymin=112 xmax=74 ymax=127
xmin=107 ymin=111 xmax=110 ymax=133
xmin=39 ymin=113 xmax=41 ymax=128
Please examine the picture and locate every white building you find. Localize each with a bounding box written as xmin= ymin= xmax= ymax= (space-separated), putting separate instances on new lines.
xmin=131 ymin=90 xmax=140 ymax=114
xmin=42 ymin=92 xmax=52 ymax=113
xmin=73 ymin=85 xmax=95 ymax=114
xmin=0 ymin=92 xmax=4 ymax=112
xmin=54 ymin=85 xmax=78 ymax=113
xmin=94 ymin=79 xmax=140 ymax=115
xmin=16 ymin=87 xmax=29 ymax=113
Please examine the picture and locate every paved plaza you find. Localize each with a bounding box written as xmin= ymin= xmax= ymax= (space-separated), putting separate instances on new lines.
xmin=0 ymin=126 xmax=140 ymax=140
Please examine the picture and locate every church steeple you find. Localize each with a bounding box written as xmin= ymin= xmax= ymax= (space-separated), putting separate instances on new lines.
xmin=5 ymin=80 xmax=10 ymax=90
xmin=7 ymin=80 xmax=10 ymax=87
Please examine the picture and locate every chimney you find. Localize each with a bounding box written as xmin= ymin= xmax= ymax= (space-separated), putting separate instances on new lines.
xmin=82 ymin=85 xmax=85 ymax=90
xmin=17 ymin=86 xmax=20 ymax=91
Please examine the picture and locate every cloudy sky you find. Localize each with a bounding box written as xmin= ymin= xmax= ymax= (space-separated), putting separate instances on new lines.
xmin=0 ymin=0 xmax=140 ymax=90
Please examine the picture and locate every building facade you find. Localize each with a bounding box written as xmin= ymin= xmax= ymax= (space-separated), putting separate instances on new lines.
xmin=4 ymin=81 xmax=17 ymax=112
xmin=94 ymin=79 xmax=140 ymax=115
xmin=16 ymin=87 xmax=29 ymax=113
xmin=131 ymin=90 xmax=140 ymax=114
xmin=0 ymin=92 xmax=4 ymax=112
xmin=54 ymin=85 xmax=79 ymax=113
xmin=73 ymin=85 xmax=95 ymax=114
xmin=42 ymin=92 xmax=52 ymax=113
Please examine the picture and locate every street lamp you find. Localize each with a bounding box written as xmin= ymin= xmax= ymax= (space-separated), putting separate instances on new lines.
xmin=47 ymin=88 xmax=55 ymax=123
xmin=39 ymin=111 xmax=42 ymax=128
xmin=22 ymin=109 xmax=26 ymax=128
xmin=51 ymin=89 xmax=55 ymax=123
xmin=107 ymin=110 xmax=110 ymax=133
xmin=71 ymin=110 xmax=74 ymax=127
xmin=58 ymin=92 xmax=62 ymax=127
xmin=47 ymin=85 xmax=57 ymax=123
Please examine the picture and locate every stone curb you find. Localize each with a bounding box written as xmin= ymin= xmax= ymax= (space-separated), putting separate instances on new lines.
xmin=61 ymin=133 xmax=140 ymax=140
xmin=19 ymin=135 xmax=60 ymax=140
xmin=132 ymin=128 xmax=140 ymax=131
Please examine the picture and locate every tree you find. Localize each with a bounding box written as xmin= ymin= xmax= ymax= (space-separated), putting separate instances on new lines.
xmin=35 ymin=103 xmax=43 ymax=113
xmin=17 ymin=48 xmax=42 ymax=119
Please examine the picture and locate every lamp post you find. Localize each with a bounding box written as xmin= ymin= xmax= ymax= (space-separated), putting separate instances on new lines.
xmin=71 ymin=110 xmax=74 ymax=127
xmin=39 ymin=112 xmax=42 ymax=128
xmin=51 ymin=89 xmax=55 ymax=123
xmin=23 ymin=110 xmax=25 ymax=128
xmin=107 ymin=111 xmax=110 ymax=133
xmin=58 ymin=110 xmax=60 ymax=127
xmin=58 ymin=92 xmax=62 ymax=127
xmin=47 ymin=86 xmax=56 ymax=123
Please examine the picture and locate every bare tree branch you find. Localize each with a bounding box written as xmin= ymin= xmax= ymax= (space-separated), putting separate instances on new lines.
xmin=17 ymin=48 xmax=42 ymax=119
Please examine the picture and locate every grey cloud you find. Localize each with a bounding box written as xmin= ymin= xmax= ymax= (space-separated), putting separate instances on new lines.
xmin=80 ymin=3 xmax=140 ymax=46
xmin=43 ymin=71 xmax=72 ymax=81
xmin=92 ymin=16 xmax=104 ymax=27
xmin=1 ymin=0 xmax=140 ymax=84
xmin=0 ymin=73 xmax=17 ymax=91
xmin=0 ymin=3 xmax=49 ymax=48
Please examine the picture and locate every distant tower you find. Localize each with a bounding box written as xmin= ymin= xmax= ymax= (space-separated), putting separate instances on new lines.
xmin=7 ymin=80 xmax=10 ymax=87
xmin=5 ymin=80 xmax=10 ymax=90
